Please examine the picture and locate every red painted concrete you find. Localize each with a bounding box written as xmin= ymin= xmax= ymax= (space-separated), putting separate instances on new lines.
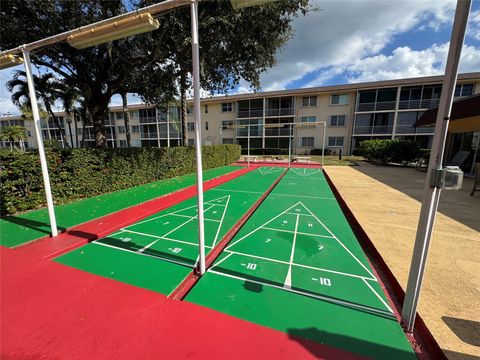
xmin=1 ymin=246 xmax=363 ymax=359
xmin=12 ymin=167 xmax=253 ymax=261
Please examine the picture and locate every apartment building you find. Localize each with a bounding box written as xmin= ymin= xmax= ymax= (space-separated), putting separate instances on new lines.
xmin=1 ymin=72 xmax=479 ymax=155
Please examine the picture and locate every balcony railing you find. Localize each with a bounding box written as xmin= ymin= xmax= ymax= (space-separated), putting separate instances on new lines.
xmin=398 ymin=99 xmax=440 ymax=110
xmin=139 ymin=116 xmax=158 ymax=124
xmin=265 ymin=108 xmax=294 ymax=117
xmin=237 ymin=109 xmax=263 ymax=118
xmin=353 ymin=125 xmax=393 ymax=134
xmin=395 ymin=125 xmax=434 ymax=134
xmin=356 ymin=101 xmax=396 ymax=112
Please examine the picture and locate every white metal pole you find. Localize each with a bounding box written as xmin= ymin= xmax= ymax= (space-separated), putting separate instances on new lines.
xmin=247 ymin=124 xmax=250 ymax=168
xmin=288 ymin=124 xmax=292 ymax=168
xmin=322 ymin=123 xmax=326 ymax=167
xmin=22 ymin=48 xmax=58 ymax=237
xmin=401 ymin=0 xmax=471 ymax=333
xmin=190 ymin=0 xmax=206 ymax=275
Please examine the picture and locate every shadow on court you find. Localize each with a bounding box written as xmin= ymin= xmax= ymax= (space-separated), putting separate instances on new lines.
xmin=1 ymin=215 xmax=66 ymax=236
xmin=97 ymin=236 xmax=197 ymax=267
xmin=287 ymin=327 xmax=416 ymax=359
xmin=214 ymin=266 xmax=395 ymax=320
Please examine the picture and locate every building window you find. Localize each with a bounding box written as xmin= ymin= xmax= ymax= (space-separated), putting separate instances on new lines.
xmin=331 ymin=94 xmax=348 ymax=105
xmin=300 ymin=116 xmax=316 ymax=123
xmin=328 ymin=136 xmax=345 ymax=147
xmin=119 ymin=140 xmax=127 ymax=147
xmin=205 ymin=105 xmax=208 ymax=114
xmin=205 ymin=122 xmax=209 ymax=130
xmin=118 ymin=126 xmax=125 ymax=133
xmin=330 ymin=115 xmax=346 ymax=126
xmin=188 ymin=139 xmax=194 ymax=146
xmin=222 ymin=138 xmax=234 ymax=144
xmin=222 ymin=120 xmax=233 ymax=129
xmin=132 ymin=125 xmax=139 ymax=133
xmin=115 ymin=112 xmax=124 ymax=120
xmin=301 ymin=96 xmax=317 ymax=107
xmin=187 ymin=122 xmax=195 ymax=131
xmin=454 ymin=84 xmax=474 ymax=97
xmin=187 ymin=106 xmax=193 ymax=115
xmin=222 ymin=102 xmax=233 ymax=112
xmin=301 ymin=137 xmax=314 ymax=147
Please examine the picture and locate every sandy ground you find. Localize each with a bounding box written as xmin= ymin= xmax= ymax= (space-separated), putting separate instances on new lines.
xmin=324 ymin=163 xmax=480 ymax=360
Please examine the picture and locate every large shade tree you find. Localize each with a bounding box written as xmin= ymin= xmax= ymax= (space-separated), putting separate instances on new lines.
xmin=134 ymin=0 xmax=310 ymax=145
xmin=1 ymin=0 xmax=310 ymax=147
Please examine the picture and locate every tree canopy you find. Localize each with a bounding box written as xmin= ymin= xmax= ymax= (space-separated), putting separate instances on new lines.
xmin=1 ymin=0 xmax=310 ymax=147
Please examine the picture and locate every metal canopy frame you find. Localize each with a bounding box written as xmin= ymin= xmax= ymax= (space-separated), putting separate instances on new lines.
xmin=1 ymin=0 xmax=472 ymax=334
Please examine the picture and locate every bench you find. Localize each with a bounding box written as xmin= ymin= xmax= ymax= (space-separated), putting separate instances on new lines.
xmin=242 ymin=155 xmax=258 ymax=162
xmin=294 ymin=156 xmax=311 ymax=163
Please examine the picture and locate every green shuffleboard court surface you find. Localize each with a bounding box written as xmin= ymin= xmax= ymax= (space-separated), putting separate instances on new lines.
xmin=0 ymin=165 xmax=242 ymax=248
xmin=185 ymin=168 xmax=416 ymax=359
xmin=55 ymin=167 xmax=284 ymax=295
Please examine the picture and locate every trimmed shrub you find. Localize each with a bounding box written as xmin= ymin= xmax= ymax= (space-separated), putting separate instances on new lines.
xmin=0 ymin=145 xmax=240 ymax=215
xmin=357 ymin=139 xmax=421 ymax=165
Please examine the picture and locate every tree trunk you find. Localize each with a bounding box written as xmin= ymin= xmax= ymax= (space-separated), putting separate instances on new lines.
xmin=80 ymin=109 xmax=88 ymax=148
xmin=46 ymin=106 xmax=69 ymax=148
xmin=180 ymin=72 xmax=188 ymax=146
xmin=121 ymin=91 xmax=131 ymax=147
xmin=92 ymin=110 xmax=106 ymax=148
xmin=73 ymin=109 xmax=79 ymax=148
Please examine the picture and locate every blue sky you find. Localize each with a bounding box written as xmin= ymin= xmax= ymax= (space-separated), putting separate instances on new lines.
xmin=1 ymin=0 xmax=480 ymax=115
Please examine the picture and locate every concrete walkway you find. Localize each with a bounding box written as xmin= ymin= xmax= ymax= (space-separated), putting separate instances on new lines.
xmin=325 ymin=163 xmax=479 ymax=360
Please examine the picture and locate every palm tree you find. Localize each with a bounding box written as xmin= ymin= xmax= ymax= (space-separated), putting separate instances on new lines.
xmin=0 ymin=126 xmax=27 ymax=151
xmin=7 ymin=71 xmax=69 ymax=147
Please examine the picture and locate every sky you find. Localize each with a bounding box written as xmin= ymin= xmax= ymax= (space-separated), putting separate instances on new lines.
xmin=1 ymin=0 xmax=480 ymax=115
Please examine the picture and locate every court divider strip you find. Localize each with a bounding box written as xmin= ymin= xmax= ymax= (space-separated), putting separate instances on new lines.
xmin=169 ymin=168 xmax=289 ymax=301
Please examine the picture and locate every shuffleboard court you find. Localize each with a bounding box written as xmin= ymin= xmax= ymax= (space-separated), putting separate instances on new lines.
xmin=55 ymin=167 xmax=284 ymax=295
xmin=185 ymin=168 xmax=416 ymax=359
xmin=0 ymin=165 xmax=242 ymax=248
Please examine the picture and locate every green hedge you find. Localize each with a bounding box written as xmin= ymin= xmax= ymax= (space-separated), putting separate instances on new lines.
xmin=357 ymin=139 xmax=421 ymax=165
xmin=0 ymin=145 xmax=240 ymax=215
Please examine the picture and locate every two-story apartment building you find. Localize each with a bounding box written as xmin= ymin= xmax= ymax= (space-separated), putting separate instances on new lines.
xmin=1 ymin=72 xmax=479 ymax=155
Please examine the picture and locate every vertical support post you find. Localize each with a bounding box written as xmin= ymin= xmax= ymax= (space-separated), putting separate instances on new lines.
xmin=190 ymin=0 xmax=206 ymax=275
xmin=22 ymin=47 xmax=58 ymax=237
xmin=322 ymin=123 xmax=326 ymax=167
xmin=401 ymin=0 xmax=471 ymax=333
xmin=167 ymin=107 xmax=170 ymax=147
xmin=288 ymin=123 xmax=292 ymax=168
xmin=247 ymin=124 xmax=250 ymax=168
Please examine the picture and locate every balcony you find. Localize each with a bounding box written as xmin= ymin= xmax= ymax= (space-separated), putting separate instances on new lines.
xmin=353 ymin=126 xmax=393 ymax=135
xmin=237 ymin=109 xmax=263 ymax=118
xmin=398 ymin=99 xmax=440 ymax=110
xmin=265 ymin=108 xmax=294 ymax=117
xmin=356 ymin=101 xmax=396 ymax=112
xmin=139 ymin=116 xmax=157 ymax=124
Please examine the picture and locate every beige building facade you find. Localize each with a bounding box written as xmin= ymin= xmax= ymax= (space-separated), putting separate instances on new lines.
xmin=1 ymin=73 xmax=479 ymax=155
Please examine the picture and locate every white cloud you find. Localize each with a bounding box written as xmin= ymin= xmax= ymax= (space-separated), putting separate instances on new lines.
xmin=468 ymin=9 xmax=480 ymax=40
xmin=256 ymin=0 xmax=459 ymax=91
xmin=304 ymin=42 xmax=480 ymax=86
xmin=0 ymin=66 xmax=24 ymax=116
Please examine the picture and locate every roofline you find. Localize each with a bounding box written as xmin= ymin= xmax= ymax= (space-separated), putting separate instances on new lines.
xmin=1 ymin=72 xmax=480 ymax=117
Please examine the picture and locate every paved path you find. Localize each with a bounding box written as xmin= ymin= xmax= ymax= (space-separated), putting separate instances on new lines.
xmin=324 ymin=163 xmax=480 ymax=360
